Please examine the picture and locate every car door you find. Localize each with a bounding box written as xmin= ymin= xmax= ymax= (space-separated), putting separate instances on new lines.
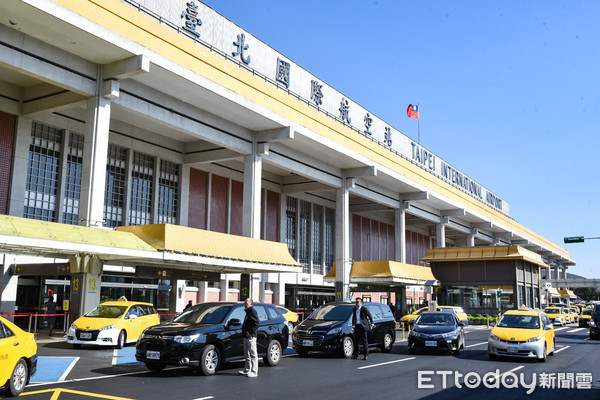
xmin=222 ymin=305 xmax=246 ymax=359
xmin=0 ymin=321 xmax=16 ymax=386
xmin=541 ymin=314 xmax=554 ymax=351
xmin=364 ymin=304 xmax=382 ymax=345
xmin=253 ymin=305 xmax=270 ymax=355
xmin=124 ymin=305 xmax=142 ymax=339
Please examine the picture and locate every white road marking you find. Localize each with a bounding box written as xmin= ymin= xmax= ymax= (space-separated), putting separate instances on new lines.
xmin=553 ymin=327 xmax=568 ymax=332
xmin=112 ymin=348 xmax=118 ymax=365
xmin=357 ymin=357 xmax=416 ymax=370
xmin=567 ymin=328 xmax=585 ymax=333
xmin=465 ymin=342 xmax=487 ymax=348
xmin=485 ymin=365 xmax=525 ymax=384
xmin=59 ymin=357 xmax=80 ymax=382
xmin=192 ymin=397 xmax=214 ymax=400
xmin=554 ymin=345 xmax=570 ymax=354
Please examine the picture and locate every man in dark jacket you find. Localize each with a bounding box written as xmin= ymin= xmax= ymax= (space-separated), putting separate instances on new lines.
xmin=239 ymin=298 xmax=260 ymax=377
xmin=352 ymin=297 xmax=374 ymax=360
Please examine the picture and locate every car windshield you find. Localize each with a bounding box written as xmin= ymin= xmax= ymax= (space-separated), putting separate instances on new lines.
xmin=308 ymin=304 xmax=353 ymax=321
xmin=174 ymin=304 xmax=233 ymax=324
xmin=86 ymin=305 xmax=128 ymax=318
xmin=545 ymin=308 xmax=560 ymax=313
xmin=497 ymin=314 xmax=540 ymax=329
xmin=416 ymin=314 xmax=454 ymax=325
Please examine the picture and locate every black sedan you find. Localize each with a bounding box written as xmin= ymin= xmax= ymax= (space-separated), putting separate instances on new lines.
xmin=135 ymin=302 xmax=288 ymax=375
xmin=408 ymin=311 xmax=465 ymax=355
xmin=292 ymin=301 xmax=396 ymax=358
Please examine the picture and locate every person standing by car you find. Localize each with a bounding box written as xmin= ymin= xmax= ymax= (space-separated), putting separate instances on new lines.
xmin=352 ymin=297 xmax=374 ymax=360
xmin=239 ymin=298 xmax=260 ymax=377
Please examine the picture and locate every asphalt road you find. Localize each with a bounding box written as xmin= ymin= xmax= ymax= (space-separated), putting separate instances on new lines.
xmin=10 ymin=325 xmax=600 ymax=400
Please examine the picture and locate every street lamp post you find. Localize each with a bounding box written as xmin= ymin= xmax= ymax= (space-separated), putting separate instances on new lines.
xmin=564 ymin=236 xmax=600 ymax=243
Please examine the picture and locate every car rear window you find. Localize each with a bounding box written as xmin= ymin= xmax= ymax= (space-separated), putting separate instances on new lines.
xmin=266 ymin=306 xmax=280 ymax=320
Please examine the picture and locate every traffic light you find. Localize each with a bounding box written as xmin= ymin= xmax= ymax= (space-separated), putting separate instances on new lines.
xmin=496 ymin=288 xmax=502 ymax=300
xmin=564 ymin=236 xmax=585 ymax=244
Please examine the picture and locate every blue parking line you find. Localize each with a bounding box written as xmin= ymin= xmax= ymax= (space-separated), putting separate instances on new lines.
xmin=113 ymin=346 xmax=143 ymax=365
xmin=31 ymin=357 xmax=78 ymax=383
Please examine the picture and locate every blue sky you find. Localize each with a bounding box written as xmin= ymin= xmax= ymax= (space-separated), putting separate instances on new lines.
xmin=202 ymin=0 xmax=600 ymax=278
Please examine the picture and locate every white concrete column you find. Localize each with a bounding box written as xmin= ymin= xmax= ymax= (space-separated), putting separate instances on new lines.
xmin=242 ymin=137 xmax=263 ymax=302
xmin=274 ymin=277 xmax=285 ymax=306
xmin=174 ymin=280 xmax=186 ymax=312
xmin=335 ymin=175 xmax=352 ymax=301
xmin=394 ymin=205 xmax=407 ymax=263
xmin=466 ymin=233 xmax=475 ymax=247
xmin=0 ymin=254 xmax=18 ymax=316
xmin=219 ymin=274 xmax=230 ymax=301
xmin=436 ymin=217 xmax=447 ymax=248
xmin=79 ymin=67 xmax=111 ymax=227
xmin=8 ymin=118 xmax=33 ymax=216
xmin=197 ymin=281 xmax=208 ymax=303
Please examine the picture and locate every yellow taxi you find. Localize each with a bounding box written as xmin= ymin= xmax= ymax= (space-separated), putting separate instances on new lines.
xmin=544 ymin=307 xmax=567 ymax=326
xmin=276 ymin=306 xmax=299 ymax=331
xmin=67 ymin=300 xmax=160 ymax=349
xmin=579 ymin=308 xmax=593 ymax=327
xmin=437 ymin=306 xmax=469 ymax=326
xmin=400 ymin=307 xmax=428 ymax=328
xmin=0 ymin=316 xmax=37 ymax=397
xmin=488 ymin=308 xmax=555 ymax=362
xmin=568 ymin=307 xmax=578 ymax=324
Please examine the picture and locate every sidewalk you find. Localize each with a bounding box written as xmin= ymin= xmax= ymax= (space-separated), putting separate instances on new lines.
xmin=34 ymin=329 xmax=67 ymax=344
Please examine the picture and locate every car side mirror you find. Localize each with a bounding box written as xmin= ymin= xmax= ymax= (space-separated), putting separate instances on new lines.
xmin=545 ymin=324 xmax=553 ymax=330
xmin=127 ymin=314 xmax=138 ymax=320
xmin=227 ymin=318 xmax=242 ymax=328
xmin=490 ymin=321 xmax=496 ymax=327
xmin=457 ymin=321 xmax=464 ymax=327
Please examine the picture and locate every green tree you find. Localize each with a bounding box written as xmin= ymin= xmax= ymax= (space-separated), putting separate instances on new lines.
xmin=573 ymin=287 xmax=600 ymax=301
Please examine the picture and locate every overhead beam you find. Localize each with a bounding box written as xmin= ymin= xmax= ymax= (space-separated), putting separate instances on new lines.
xmin=442 ymin=208 xmax=465 ymax=217
xmin=344 ymin=166 xmax=377 ymax=178
xmin=472 ymin=221 xmax=493 ymax=229
xmin=22 ymin=91 xmax=87 ymax=117
xmin=400 ymin=191 xmax=430 ymax=201
xmin=281 ymin=181 xmax=332 ymax=193
xmin=349 ymin=204 xmax=391 ymax=213
xmin=257 ymin=126 xmax=294 ymax=142
xmin=103 ymin=55 xmax=150 ymax=80
xmin=184 ymin=148 xmax=242 ymax=164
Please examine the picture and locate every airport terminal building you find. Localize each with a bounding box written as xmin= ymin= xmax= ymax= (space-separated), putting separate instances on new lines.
xmin=0 ymin=0 xmax=574 ymax=322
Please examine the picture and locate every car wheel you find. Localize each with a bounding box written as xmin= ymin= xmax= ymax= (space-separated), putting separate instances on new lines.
xmin=540 ymin=344 xmax=547 ymax=362
xmin=340 ymin=336 xmax=354 ymax=358
xmin=263 ymin=340 xmax=282 ymax=366
xmin=145 ymin=362 xmax=165 ymax=372
xmin=116 ymin=330 xmax=126 ymax=349
xmin=381 ymin=332 xmax=393 ymax=353
xmin=287 ymin=321 xmax=294 ymax=334
xmin=7 ymin=358 xmax=28 ymax=397
xmin=460 ymin=336 xmax=465 ymax=349
xmin=73 ymin=344 xmax=82 ymax=349
xmin=199 ymin=344 xmax=220 ymax=376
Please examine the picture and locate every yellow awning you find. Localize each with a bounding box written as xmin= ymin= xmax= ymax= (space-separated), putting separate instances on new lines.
xmin=419 ymin=245 xmax=548 ymax=268
xmin=547 ymin=288 xmax=560 ymax=295
xmin=117 ymin=224 xmax=300 ymax=268
xmin=0 ymin=215 xmax=157 ymax=259
xmin=325 ymin=260 xmax=438 ymax=285
xmin=558 ymin=289 xmax=577 ymax=298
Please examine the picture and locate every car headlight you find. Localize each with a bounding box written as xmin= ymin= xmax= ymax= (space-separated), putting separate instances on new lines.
xmin=590 ymin=320 xmax=596 ymax=327
xmin=442 ymin=330 xmax=459 ymax=339
xmin=100 ymin=324 xmax=117 ymax=331
xmin=526 ymin=335 xmax=542 ymax=343
xmin=70 ymin=323 xmax=78 ymax=331
xmin=173 ymin=334 xmax=200 ymax=343
xmin=489 ymin=334 xmax=500 ymax=341
xmin=408 ymin=330 xmax=420 ymax=337
xmin=327 ymin=327 xmax=342 ymax=336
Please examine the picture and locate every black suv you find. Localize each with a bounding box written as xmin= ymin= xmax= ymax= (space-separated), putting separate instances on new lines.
xmin=589 ymin=305 xmax=600 ymax=339
xmin=136 ymin=302 xmax=288 ymax=375
xmin=292 ymin=301 xmax=396 ymax=358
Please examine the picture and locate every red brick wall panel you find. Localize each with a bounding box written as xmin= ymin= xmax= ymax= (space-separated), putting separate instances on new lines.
xmin=210 ymin=174 xmax=228 ymax=233
xmin=0 ymin=111 xmax=16 ymax=215
xmin=188 ymin=168 xmax=207 ymax=229
xmin=230 ymin=179 xmax=243 ymax=235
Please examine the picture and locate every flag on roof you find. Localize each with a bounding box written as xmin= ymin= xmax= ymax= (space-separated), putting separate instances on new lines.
xmin=407 ymin=104 xmax=419 ymax=119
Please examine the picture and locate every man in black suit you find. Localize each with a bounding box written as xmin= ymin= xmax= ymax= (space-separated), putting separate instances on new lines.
xmin=352 ymin=297 xmax=374 ymax=360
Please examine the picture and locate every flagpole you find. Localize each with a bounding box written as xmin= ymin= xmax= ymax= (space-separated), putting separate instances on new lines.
xmin=417 ymin=103 xmax=421 ymax=144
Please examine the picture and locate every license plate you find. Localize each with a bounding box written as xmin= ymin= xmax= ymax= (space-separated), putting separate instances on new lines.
xmin=425 ymin=341 xmax=437 ymax=347
xmin=80 ymin=332 xmax=92 ymax=339
xmin=146 ymin=351 xmax=160 ymax=360
xmin=302 ymin=340 xmax=313 ymax=347
xmin=507 ymin=346 xmax=518 ymax=354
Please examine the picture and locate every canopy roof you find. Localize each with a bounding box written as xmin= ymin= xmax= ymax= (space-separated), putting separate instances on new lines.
xmin=420 ymin=246 xmax=548 ymax=268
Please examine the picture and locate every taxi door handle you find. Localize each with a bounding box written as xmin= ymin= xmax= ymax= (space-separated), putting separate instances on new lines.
xmin=13 ymin=342 xmax=20 ymax=346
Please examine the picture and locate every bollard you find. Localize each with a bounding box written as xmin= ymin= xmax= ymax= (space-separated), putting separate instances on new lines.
xmin=28 ymin=313 xmax=32 ymax=333
xmin=402 ymin=322 xmax=405 ymax=341
xmin=487 ymin=317 xmax=489 ymax=329
xmin=34 ymin=313 xmax=38 ymax=335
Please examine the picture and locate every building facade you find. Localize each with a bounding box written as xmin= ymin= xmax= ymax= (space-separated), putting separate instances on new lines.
xmin=0 ymin=0 xmax=573 ymax=323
